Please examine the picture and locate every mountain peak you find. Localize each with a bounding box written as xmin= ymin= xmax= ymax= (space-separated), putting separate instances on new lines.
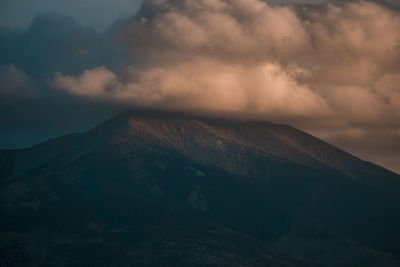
xmin=1 ymin=109 xmax=400 ymax=266
xmin=91 ymin=109 xmax=399 ymax=182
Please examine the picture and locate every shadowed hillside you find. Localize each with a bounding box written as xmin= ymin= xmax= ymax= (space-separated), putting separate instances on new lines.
xmin=1 ymin=109 xmax=399 ymax=266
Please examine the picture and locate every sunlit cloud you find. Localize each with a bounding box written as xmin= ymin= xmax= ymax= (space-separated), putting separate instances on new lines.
xmin=49 ymin=0 xmax=400 ymax=173
xmin=52 ymin=0 xmax=400 ymax=121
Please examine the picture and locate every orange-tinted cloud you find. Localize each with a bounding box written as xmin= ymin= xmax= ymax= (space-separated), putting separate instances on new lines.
xmin=52 ymin=0 xmax=400 ymax=173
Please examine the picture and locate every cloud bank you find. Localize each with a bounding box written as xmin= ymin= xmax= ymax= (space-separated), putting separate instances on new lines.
xmin=53 ymin=0 xmax=400 ymax=123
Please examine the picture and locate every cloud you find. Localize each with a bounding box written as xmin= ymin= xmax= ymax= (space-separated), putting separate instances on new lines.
xmin=49 ymin=0 xmax=400 ymax=173
xmin=52 ymin=61 xmax=330 ymax=117
xmin=52 ymin=0 xmax=400 ymax=122
xmin=53 ymin=67 xmax=121 ymax=97
xmin=0 ymin=0 xmax=142 ymax=29
xmin=0 ymin=13 xmax=131 ymax=79
xmin=0 ymin=14 xmax=126 ymax=149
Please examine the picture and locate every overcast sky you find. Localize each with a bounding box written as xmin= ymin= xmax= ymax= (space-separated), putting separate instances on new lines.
xmin=0 ymin=0 xmax=399 ymax=174
xmin=0 ymin=0 xmax=143 ymax=29
xmin=0 ymin=0 xmax=397 ymax=29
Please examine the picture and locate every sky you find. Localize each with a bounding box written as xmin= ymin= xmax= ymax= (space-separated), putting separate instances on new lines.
xmin=0 ymin=0 xmax=400 ymax=174
xmin=0 ymin=0 xmax=142 ymax=29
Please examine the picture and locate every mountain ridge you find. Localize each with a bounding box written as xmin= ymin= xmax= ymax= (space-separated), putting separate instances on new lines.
xmin=1 ymin=109 xmax=400 ymax=266
xmin=5 ymin=108 xmax=398 ymax=173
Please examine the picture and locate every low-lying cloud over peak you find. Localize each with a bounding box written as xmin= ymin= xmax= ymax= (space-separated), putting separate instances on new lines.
xmin=50 ymin=0 xmax=400 ymax=173
xmin=52 ymin=0 xmax=400 ymax=122
xmin=1 ymin=0 xmax=399 ymax=173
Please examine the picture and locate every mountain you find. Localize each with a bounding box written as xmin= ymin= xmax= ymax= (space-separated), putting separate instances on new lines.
xmin=1 ymin=109 xmax=400 ymax=266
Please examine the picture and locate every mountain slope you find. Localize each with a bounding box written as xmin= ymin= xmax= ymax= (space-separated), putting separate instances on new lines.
xmin=1 ymin=109 xmax=400 ymax=266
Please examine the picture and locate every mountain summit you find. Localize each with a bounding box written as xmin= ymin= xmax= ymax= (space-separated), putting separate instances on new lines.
xmin=1 ymin=109 xmax=400 ymax=266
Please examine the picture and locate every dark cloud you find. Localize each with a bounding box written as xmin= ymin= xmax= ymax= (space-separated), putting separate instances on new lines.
xmin=0 ymin=13 xmax=131 ymax=79
xmin=0 ymin=0 xmax=142 ymax=29
xmin=0 ymin=13 xmax=130 ymax=148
